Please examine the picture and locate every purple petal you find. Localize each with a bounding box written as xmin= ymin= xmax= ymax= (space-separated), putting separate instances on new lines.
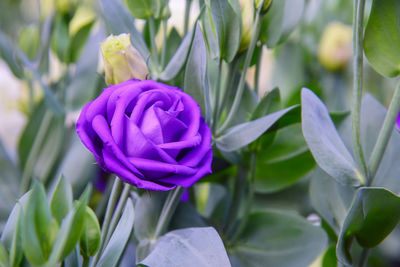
xmin=396 ymin=111 xmax=400 ymax=131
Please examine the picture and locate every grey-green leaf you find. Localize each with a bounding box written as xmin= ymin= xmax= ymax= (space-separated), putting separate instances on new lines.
xmin=364 ymin=0 xmax=400 ymax=77
xmin=230 ymin=210 xmax=327 ymax=267
xmin=337 ymin=187 xmax=400 ymax=265
xmin=140 ymin=227 xmax=231 ymax=267
xmin=301 ymin=88 xmax=364 ymax=186
xmin=97 ymin=199 xmax=135 ymax=267
xmin=216 ymin=105 xmax=297 ymax=151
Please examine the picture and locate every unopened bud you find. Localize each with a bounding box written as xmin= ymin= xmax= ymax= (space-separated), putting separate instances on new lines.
xmin=19 ymin=25 xmax=40 ymax=60
xmin=255 ymin=0 xmax=272 ymax=14
xmin=318 ymin=22 xmax=352 ymax=71
xmin=239 ymin=0 xmax=254 ymax=53
xmin=101 ymin=34 xmax=150 ymax=85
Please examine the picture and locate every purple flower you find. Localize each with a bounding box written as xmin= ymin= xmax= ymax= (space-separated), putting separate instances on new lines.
xmin=76 ymin=79 xmax=212 ymax=191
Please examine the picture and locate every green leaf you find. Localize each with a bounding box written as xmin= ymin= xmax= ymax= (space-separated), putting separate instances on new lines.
xmin=230 ymin=210 xmax=327 ymax=267
xmin=255 ymin=124 xmax=316 ymax=193
xmin=205 ymin=0 xmax=242 ymax=62
xmin=46 ymin=196 xmax=88 ymax=265
xmin=301 ymin=88 xmax=364 ymax=186
xmin=80 ymin=207 xmax=101 ymax=257
xmin=140 ymin=227 xmax=231 ymax=267
xmin=260 ymin=0 xmax=305 ymax=48
xmin=364 ymin=0 xmax=400 ymax=77
xmin=123 ymin=0 xmax=159 ymax=19
xmin=337 ymin=187 xmax=400 ymax=265
xmin=322 ymin=245 xmax=337 ymax=267
xmin=159 ymin=27 xmax=195 ymax=81
xmin=97 ymin=199 xmax=135 ymax=267
xmin=100 ymin=0 xmax=150 ymax=60
xmin=0 ymin=242 xmax=8 ymax=267
xmin=67 ymin=20 xmax=94 ymax=63
xmin=21 ymin=182 xmax=58 ymax=265
xmin=216 ymin=105 xmax=298 ymax=151
xmin=50 ymin=176 xmax=73 ymax=224
xmin=250 ymin=87 xmax=281 ymax=120
xmin=0 ymin=29 xmax=23 ymax=78
xmin=184 ymin=23 xmax=207 ymax=113
xmin=51 ymin=14 xmax=70 ymax=62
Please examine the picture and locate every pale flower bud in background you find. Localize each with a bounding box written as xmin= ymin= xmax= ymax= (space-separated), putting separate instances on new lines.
xmin=101 ymin=34 xmax=150 ymax=85
xmin=255 ymin=0 xmax=272 ymax=14
xmin=55 ymin=0 xmax=77 ymax=14
xmin=18 ymin=25 xmax=40 ymax=60
xmin=239 ymin=0 xmax=254 ymax=53
xmin=318 ymin=22 xmax=352 ymax=71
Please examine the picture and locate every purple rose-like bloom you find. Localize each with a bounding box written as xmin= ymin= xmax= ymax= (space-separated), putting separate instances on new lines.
xmin=397 ymin=111 xmax=400 ymax=131
xmin=76 ymin=79 xmax=212 ymax=191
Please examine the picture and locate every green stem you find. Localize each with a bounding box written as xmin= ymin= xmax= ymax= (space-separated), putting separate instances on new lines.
xmin=254 ymin=47 xmax=262 ymax=97
xmin=20 ymin=111 xmax=52 ymax=194
xmin=217 ymin=56 xmax=240 ymax=120
xmin=90 ymin=178 xmax=123 ymax=267
xmin=358 ymin=248 xmax=370 ymax=267
xmin=184 ymin=0 xmax=192 ymax=35
xmin=160 ymin=19 xmax=168 ymax=68
xmin=149 ymin=17 xmax=159 ymax=70
xmin=351 ymin=0 xmax=368 ymax=183
xmin=103 ymin=183 xmax=131 ymax=245
xmin=212 ymin=59 xmax=223 ymax=133
xmin=153 ymin=186 xmax=185 ymax=238
xmin=368 ymin=80 xmax=400 ymax=183
xmin=230 ymin=152 xmax=256 ymax=243
xmin=217 ymin=1 xmax=265 ymax=135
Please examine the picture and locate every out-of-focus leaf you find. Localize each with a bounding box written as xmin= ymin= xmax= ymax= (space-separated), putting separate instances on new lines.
xmin=255 ymin=124 xmax=315 ymax=193
xmin=230 ymin=210 xmax=327 ymax=267
xmin=21 ymin=182 xmax=58 ymax=265
xmin=250 ymin=87 xmax=281 ymax=120
xmin=68 ymin=21 xmax=94 ymax=63
xmin=170 ymin=202 xmax=207 ymax=230
xmin=322 ymin=245 xmax=337 ymax=267
xmin=364 ymin=0 xmax=400 ymax=77
xmin=140 ymin=227 xmax=231 ymax=267
xmin=337 ymin=187 xmax=400 ymax=265
xmin=301 ymin=88 xmax=363 ymax=186
xmin=51 ymin=14 xmax=70 ymax=62
xmin=100 ymin=0 xmax=150 ymax=60
xmin=0 ymin=243 xmax=8 ymax=266
xmin=184 ymin=23 xmax=207 ymax=113
xmin=123 ymin=0 xmax=160 ymax=19
xmin=80 ymin=207 xmax=101 ymax=257
xmin=216 ymin=105 xmax=297 ymax=151
xmin=260 ymin=0 xmax=305 ymax=48
xmin=97 ymin=199 xmax=135 ymax=267
xmin=0 ymin=29 xmax=23 ymax=78
xmin=50 ymin=176 xmax=73 ymax=225
xmin=159 ymin=27 xmax=195 ymax=81
xmin=204 ymin=0 xmax=242 ymax=62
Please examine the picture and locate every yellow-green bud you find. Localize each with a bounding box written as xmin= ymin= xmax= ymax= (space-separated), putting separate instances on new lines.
xmin=318 ymin=22 xmax=352 ymax=71
xmin=101 ymin=34 xmax=150 ymax=85
xmin=18 ymin=25 xmax=40 ymax=60
xmin=55 ymin=0 xmax=77 ymax=14
xmin=69 ymin=6 xmax=96 ymax=36
xmin=239 ymin=0 xmax=254 ymax=53
xmin=255 ymin=0 xmax=272 ymax=13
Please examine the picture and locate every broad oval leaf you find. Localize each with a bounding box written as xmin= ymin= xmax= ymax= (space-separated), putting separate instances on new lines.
xmin=50 ymin=175 xmax=73 ymax=224
xmin=336 ymin=187 xmax=400 ymax=265
xmin=216 ymin=105 xmax=297 ymax=152
xmin=97 ymin=199 xmax=135 ymax=267
xmin=140 ymin=227 xmax=231 ymax=267
xmin=230 ymin=210 xmax=327 ymax=267
xmin=80 ymin=207 xmax=101 ymax=257
xmin=301 ymin=88 xmax=364 ymax=186
xmin=364 ymin=0 xmax=400 ymax=77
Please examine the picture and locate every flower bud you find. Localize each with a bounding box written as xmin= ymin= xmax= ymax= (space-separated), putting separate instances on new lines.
xmin=255 ymin=0 xmax=272 ymax=14
xmin=55 ymin=0 xmax=77 ymax=14
xmin=239 ymin=0 xmax=254 ymax=53
xmin=18 ymin=25 xmax=40 ymax=60
xmin=101 ymin=34 xmax=150 ymax=85
xmin=318 ymin=22 xmax=352 ymax=71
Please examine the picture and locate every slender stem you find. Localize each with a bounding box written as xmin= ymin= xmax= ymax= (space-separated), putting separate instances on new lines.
xmin=160 ymin=19 xmax=168 ymax=68
xmin=20 ymin=111 xmax=52 ymax=194
xmin=224 ymin=166 xmax=248 ymax=235
xmin=82 ymin=257 xmax=89 ymax=267
xmin=90 ymin=178 xmax=123 ymax=267
xmin=149 ymin=18 xmax=159 ymax=70
xmin=212 ymin=59 xmax=223 ymax=133
xmin=217 ymin=1 xmax=265 ymax=135
xmin=351 ymin=0 xmax=368 ymax=182
xmin=153 ymin=186 xmax=185 ymax=238
xmin=368 ymin=80 xmax=400 ymax=183
xmin=103 ymin=183 xmax=131 ymax=245
xmin=184 ymin=0 xmax=192 ymax=35
xmin=254 ymin=47 xmax=262 ymax=97
xmin=358 ymin=248 xmax=370 ymax=267
xmin=230 ymin=152 xmax=256 ymax=243
xmin=218 ymin=56 xmax=240 ymax=120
